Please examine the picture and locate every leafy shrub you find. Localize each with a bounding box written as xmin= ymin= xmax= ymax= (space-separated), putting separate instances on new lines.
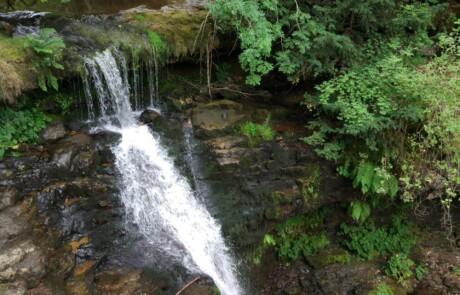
xmin=209 ymin=0 xmax=447 ymax=85
xmin=385 ymin=254 xmax=415 ymax=283
xmin=397 ymin=28 xmax=460 ymax=228
xmin=340 ymin=217 xmax=415 ymax=260
xmin=276 ymin=232 xmax=330 ymax=261
xmin=24 ymin=28 xmax=65 ymax=92
xmin=0 ymin=107 xmax=50 ymax=158
xmin=303 ymin=54 xmax=424 ymax=190
xmin=253 ymin=209 xmax=330 ymax=263
xmin=369 ymin=283 xmax=394 ymax=295
xmin=49 ymin=93 xmax=74 ymax=115
xmin=305 ymin=37 xmax=460 ymax=225
xmin=349 ymin=201 xmax=371 ymax=224
xmin=239 ymin=117 xmax=275 ymax=147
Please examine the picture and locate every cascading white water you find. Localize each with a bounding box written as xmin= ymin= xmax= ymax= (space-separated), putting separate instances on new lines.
xmin=84 ymin=48 xmax=242 ymax=295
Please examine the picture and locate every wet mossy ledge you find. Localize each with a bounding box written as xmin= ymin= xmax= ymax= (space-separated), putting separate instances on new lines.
xmin=0 ymin=7 xmax=214 ymax=104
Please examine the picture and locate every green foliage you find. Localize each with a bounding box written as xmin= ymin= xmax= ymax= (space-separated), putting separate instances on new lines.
xmin=239 ymin=116 xmax=275 ymax=147
xmin=276 ymin=232 xmax=330 ymax=261
xmin=304 ymin=30 xmax=460 ymax=221
xmin=209 ymin=0 xmax=447 ymax=85
xmin=50 ymin=93 xmax=74 ymax=115
xmin=452 ymin=267 xmax=460 ymax=277
xmin=324 ymin=252 xmax=351 ymax=265
xmin=24 ymin=28 xmax=65 ymax=92
xmin=253 ymin=209 xmax=330 ymax=263
xmin=147 ymin=30 xmax=168 ymax=59
xmin=303 ymin=53 xmax=424 ymax=164
xmin=397 ymin=24 xmax=460 ymax=213
xmin=353 ymin=162 xmax=399 ymax=198
xmin=340 ymin=217 xmax=415 ymax=260
xmin=385 ymin=254 xmax=415 ymax=283
xmin=369 ymin=283 xmax=394 ymax=295
xmin=415 ymin=264 xmax=428 ymax=281
xmin=349 ymin=201 xmax=371 ymax=223
xmin=0 ymin=107 xmax=50 ymax=158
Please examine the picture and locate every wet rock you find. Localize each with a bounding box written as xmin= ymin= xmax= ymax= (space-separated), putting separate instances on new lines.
xmin=70 ymin=149 xmax=98 ymax=175
xmin=139 ymin=109 xmax=161 ymax=124
xmin=181 ymin=283 xmax=217 ymax=295
xmin=315 ymin=262 xmax=383 ymax=294
xmin=47 ymin=248 xmax=74 ymax=279
xmin=205 ymin=136 xmax=247 ymax=166
xmin=0 ymin=187 xmax=17 ymax=211
xmin=95 ymin=269 xmax=142 ymax=295
xmin=25 ymin=284 xmax=53 ymax=295
xmin=50 ymin=134 xmax=98 ymax=175
xmin=0 ymin=239 xmax=45 ymax=287
xmin=261 ymin=261 xmax=322 ymax=295
xmin=0 ymin=206 xmax=28 ymax=247
xmin=0 ymin=281 xmax=27 ymax=295
xmin=73 ymin=260 xmax=96 ymax=277
xmin=414 ymin=246 xmax=460 ymax=294
xmin=40 ymin=121 xmax=66 ymax=142
xmin=191 ymin=100 xmax=246 ymax=133
xmin=65 ymin=278 xmax=90 ymax=295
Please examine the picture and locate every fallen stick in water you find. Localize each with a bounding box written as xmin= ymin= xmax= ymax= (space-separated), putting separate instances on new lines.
xmin=175 ymin=276 xmax=201 ymax=295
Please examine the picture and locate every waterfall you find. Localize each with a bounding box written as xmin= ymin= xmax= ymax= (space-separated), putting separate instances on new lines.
xmin=83 ymin=48 xmax=242 ymax=295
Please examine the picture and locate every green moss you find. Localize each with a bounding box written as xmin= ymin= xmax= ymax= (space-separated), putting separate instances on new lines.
xmin=307 ymin=248 xmax=352 ymax=269
xmin=239 ymin=118 xmax=275 ymax=147
xmin=452 ymin=267 xmax=460 ymax=277
xmin=72 ymin=23 xmax=150 ymax=58
xmin=123 ymin=9 xmax=214 ymax=59
xmin=325 ymin=252 xmax=352 ymax=265
xmin=368 ymin=283 xmax=395 ymax=295
xmin=147 ymin=30 xmax=168 ymax=59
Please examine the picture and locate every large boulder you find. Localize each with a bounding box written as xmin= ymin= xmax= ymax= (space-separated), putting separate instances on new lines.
xmin=50 ymin=133 xmax=98 ymax=175
xmin=139 ymin=109 xmax=161 ymax=124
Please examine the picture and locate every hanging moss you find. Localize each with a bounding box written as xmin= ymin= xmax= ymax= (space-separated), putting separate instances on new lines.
xmin=146 ymin=30 xmax=168 ymax=60
xmin=122 ymin=8 xmax=217 ymax=60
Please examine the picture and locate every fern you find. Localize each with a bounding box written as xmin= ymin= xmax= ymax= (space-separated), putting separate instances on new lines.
xmin=24 ymin=28 xmax=66 ymax=92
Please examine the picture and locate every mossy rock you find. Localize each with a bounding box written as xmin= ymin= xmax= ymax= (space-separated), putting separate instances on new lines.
xmin=0 ymin=34 xmax=36 ymax=103
xmin=306 ymin=247 xmax=352 ymax=269
xmin=122 ymin=8 xmax=217 ymax=60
